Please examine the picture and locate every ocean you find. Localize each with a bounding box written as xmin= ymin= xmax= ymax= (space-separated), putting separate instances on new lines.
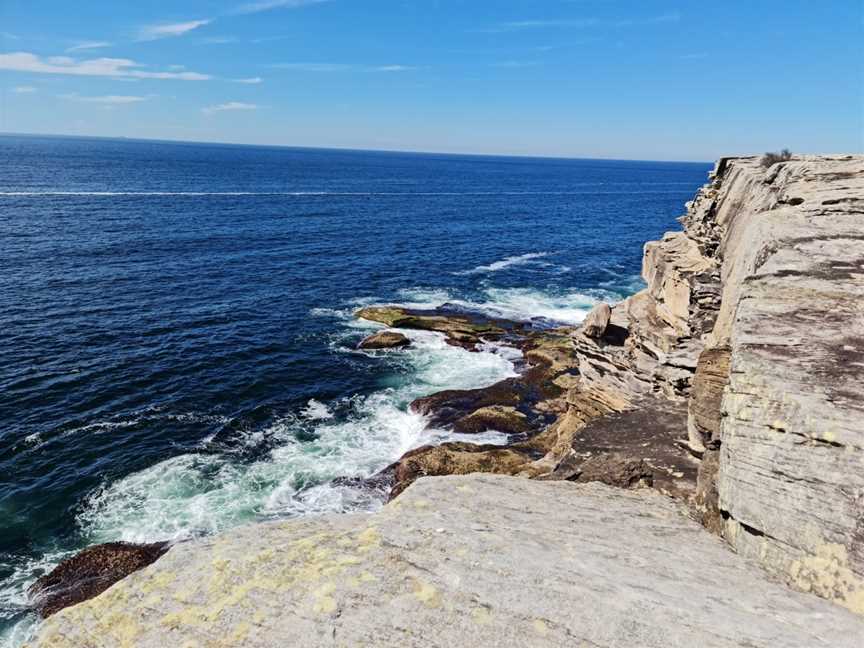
xmin=0 ymin=134 xmax=711 ymax=644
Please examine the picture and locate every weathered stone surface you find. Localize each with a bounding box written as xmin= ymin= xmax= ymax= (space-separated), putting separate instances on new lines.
xmin=580 ymin=301 xmax=611 ymax=338
xmin=388 ymin=442 xmax=532 ymax=498
xmin=30 ymin=475 xmax=864 ymax=648
xmin=357 ymin=330 xmax=411 ymax=350
xmin=547 ymin=451 xmax=653 ymax=489
xmin=682 ymin=155 xmax=864 ymax=613
xmin=452 ymin=405 xmax=530 ymax=434
xmin=547 ymin=397 xmax=697 ymax=499
xmin=687 ymin=346 xmax=731 ymax=453
xmin=28 ymin=542 xmax=169 ymax=618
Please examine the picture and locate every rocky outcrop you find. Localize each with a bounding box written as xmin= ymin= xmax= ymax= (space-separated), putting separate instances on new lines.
xmin=29 ymin=475 xmax=864 ymax=648
xmin=689 ymin=155 xmax=864 ymax=613
xmin=359 ymin=155 xmax=864 ymax=614
xmin=357 ymin=330 xmax=411 ymax=349
xmin=28 ymin=542 xmax=169 ymax=618
xmin=388 ymin=442 xmax=533 ymax=498
xmin=580 ymin=301 xmax=611 ymax=338
xmin=355 ymin=306 xmax=521 ymax=349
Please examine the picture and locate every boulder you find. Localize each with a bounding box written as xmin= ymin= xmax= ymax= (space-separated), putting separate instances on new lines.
xmin=358 ymin=330 xmax=411 ymax=350
xmin=580 ymin=302 xmax=611 ymax=338
xmin=452 ymin=405 xmax=531 ymax=434
xmin=389 ymin=442 xmax=531 ymax=499
xmin=28 ymin=541 xmax=169 ymax=618
xmin=549 ymin=452 xmax=653 ymax=489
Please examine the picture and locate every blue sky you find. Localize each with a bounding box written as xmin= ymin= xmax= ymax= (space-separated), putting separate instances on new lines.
xmin=0 ymin=0 xmax=861 ymax=160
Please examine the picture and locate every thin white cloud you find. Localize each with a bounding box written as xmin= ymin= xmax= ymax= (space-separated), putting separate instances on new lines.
xmin=60 ymin=93 xmax=151 ymax=104
xmin=12 ymin=85 xmax=37 ymax=93
xmin=139 ymin=19 xmax=211 ymax=41
xmin=490 ymin=61 xmax=540 ymax=68
xmin=270 ymin=62 xmax=417 ymax=73
xmin=614 ymin=12 xmax=681 ymax=27
xmin=202 ymin=101 xmax=258 ymax=115
xmin=200 ymin=36 xmax=239 ymax=45
xmin=0 ymin=52 xmax=212 ymax=80
xmin=234 ymin=0 xmax=328 ymax=15
xmin=270 ymin=62 xmax=351 ymax=72
xmin=484 ymin=12 xmax=681 ymax=33
xmin=234 ymin=77 xmax=263 ymax=83
xmin=66 ymin=41 xmax=112 ymax=53
xmin=483 ymin=19 xmax=599 ymax=33
xmin=373 ymin=65 xmax=415 ymax=72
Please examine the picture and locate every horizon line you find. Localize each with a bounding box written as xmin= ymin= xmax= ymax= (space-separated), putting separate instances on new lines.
xmin=0 ymin=130 xmax=716 ymax=165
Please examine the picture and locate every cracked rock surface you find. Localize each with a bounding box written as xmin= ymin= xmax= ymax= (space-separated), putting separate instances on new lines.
xmin=28 ymin=474 xmax=864 ymax=648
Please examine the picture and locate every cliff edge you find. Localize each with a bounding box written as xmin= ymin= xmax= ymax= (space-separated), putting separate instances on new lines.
xmin=27 ymin=475 xmax=864 ymax=647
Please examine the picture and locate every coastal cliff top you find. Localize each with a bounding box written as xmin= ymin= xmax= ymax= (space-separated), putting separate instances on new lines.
xmin=30 ymin=473 xmax=864 ymax=647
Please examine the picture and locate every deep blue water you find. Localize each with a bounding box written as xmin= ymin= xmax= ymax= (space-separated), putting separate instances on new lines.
xmin=0 ymin=134 xmax=711 ymax=644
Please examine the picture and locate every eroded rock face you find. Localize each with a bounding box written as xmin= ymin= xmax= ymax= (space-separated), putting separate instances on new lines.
xmin=357 ymin=330 xmax=411 ymax=350
xmin=30 ymin=475 xmax=864 ymax=648
xmin=28 ymin=542 xmax=169 ymax=618
xmin=580 ymin=302 xmax=611 ymax=338
xmin=701 ymin=156 xmax=864 ymax=613
xmin=355 ymin=155 xmax=864 ymax=615
xmin=687 ymin=346 xmax=731 ymax=453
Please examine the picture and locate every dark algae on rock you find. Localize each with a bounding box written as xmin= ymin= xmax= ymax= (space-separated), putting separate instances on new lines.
xmin=28 ymin=542 xmax=169 ymax=618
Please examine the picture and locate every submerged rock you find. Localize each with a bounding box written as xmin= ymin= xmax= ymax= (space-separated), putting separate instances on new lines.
xmin=28 ymin=541 xmax=169 ymax=618
xmin=357 ymin=330 xmax=411 ymax=350
xmin=355 ymin=305 xmax=518 ymax=349
xmin=30 ymin=475 xmax=864 ymax=647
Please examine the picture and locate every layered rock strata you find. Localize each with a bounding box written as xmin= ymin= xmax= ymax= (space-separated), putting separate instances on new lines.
xmin=356 ymin=155 xmax=864 ymax=612
xmin=29 ymin=475 xmax=864 ymax=648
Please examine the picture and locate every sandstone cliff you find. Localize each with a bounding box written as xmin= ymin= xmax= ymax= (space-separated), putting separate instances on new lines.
xmin=27 ymin=155 xmax=864 ymax=645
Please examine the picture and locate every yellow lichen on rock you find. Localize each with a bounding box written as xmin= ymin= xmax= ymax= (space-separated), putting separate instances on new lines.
xmin=789 ymin=543 xmax=864 ymax=614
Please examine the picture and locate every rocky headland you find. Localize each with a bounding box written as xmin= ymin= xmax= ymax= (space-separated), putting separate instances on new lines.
xmin=27 ymin=154 xmax=864 ymax=646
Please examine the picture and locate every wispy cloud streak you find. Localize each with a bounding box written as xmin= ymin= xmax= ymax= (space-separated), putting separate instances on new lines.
xmin=233 ymin=0 xmax=328 ymax=15
xmin=202 ymin=101 xmax=258 ymax=114
xmin=66 ymin=41 xmax=112 ymax=53
xmin=0 ymin=52 xmax=212 ymax=80
xmin=270 ymin=62 xmax=417 ymax=72
xmin=60 ymin=93 xmax=151 ymax=104
xmin=139 ymin=19 xmax=211 ymax=41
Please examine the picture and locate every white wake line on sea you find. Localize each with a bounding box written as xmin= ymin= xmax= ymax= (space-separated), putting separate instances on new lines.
xmin=0 ymin=190 xmax=690 ymax=197
xmin=454 ymin=251 xmax=553 ymax=275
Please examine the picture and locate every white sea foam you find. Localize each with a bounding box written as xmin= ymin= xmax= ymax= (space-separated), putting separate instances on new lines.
xmin=469 ymin=287 xmax=600 ymax=324
xmin=0 ymin=551 xmax=73 ymax=648
xmin=76 ymin=324 xmax=519 ymax=544
xmin=454 ymin=252 xmax=552 ymax=276
xmin=301 ymin=399 xmax=334 ymax=421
